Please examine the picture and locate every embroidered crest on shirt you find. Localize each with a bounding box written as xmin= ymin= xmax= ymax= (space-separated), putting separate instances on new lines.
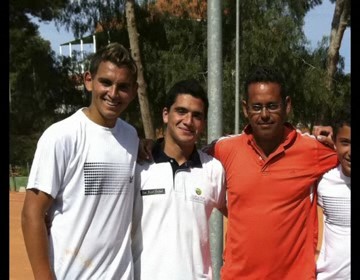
xmin=190 ymin=187 xmax=205 ymax=204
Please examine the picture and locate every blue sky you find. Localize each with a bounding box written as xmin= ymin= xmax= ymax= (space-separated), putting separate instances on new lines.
xmin=303 ymin=1 xmax=350 ymax=73
xmin=34 ymin=1 xmax=350 ymax=73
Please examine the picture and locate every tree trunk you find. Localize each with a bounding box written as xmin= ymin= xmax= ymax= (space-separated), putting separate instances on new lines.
xmin=326 ymin=0 xmax=350 ymax=91
xmin=125 ymin=0 xmax=155 ymax=139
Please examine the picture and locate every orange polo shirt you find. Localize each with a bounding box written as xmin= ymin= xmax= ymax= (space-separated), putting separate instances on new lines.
xmin=214 ymin=123 xmax=337 ymax=280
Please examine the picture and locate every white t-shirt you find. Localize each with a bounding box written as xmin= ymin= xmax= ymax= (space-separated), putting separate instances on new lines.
xmin=316 ymin=165 xmax=351 ymax=280
xmin=132 ymin=144 xmax=226 ymax=280
xmin=27 ymin=108 xmax=139 ymax=279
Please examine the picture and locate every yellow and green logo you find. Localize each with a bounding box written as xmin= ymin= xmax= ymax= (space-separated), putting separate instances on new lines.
xmin=195 ymin=188 xmax=202 ymax=195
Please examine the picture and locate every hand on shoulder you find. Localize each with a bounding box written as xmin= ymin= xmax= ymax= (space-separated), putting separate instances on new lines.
xmin=137 ymin=138 xmax=154 ymax=164
xmin=312 ymin=125 xmax=335 ymax=150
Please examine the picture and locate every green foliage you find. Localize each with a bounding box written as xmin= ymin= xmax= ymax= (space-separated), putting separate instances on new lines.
xmin=95 ymin=0 xmax=350 ymax=134
xmin=218 ymin=0 xmax=350 ymax=132
xmin=54 ymin=0 xmax=127 ymax=39
xmin=10 ymin=0 xmax=70 ymax=29
xmin=9 ymin=133 xmax=41 ymax=166
xmin=10 ymin=0 xmax=350 ymax=159
xmin=140 ymin=18 xmax=208 ymax=130
xmin=10 ymin=0 xmax=86 ymax=166
xmin=10 ymin=32 xmax=85 ymax=133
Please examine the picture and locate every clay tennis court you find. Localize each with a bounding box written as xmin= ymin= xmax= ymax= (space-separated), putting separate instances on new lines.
xmin=9 ymin=191 xmax=228 ymax=279
xmin=10 ymin=191 xmax=34 ymax=280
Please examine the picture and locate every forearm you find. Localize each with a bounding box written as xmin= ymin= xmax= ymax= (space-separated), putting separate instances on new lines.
xmin=22 ymin=215 xmax=54 ymax=280
xmin=315 ymin=205 xmax=324 ymax=261
xmin=22 ymin=189 xmax=55 ymax=280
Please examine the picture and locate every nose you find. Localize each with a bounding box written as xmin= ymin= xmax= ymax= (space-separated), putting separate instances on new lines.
xmin=260 ymin=107 xmax=270 ymax=118
xmin=107 ymin=85 xmax=117 ymax=98
xmin=182 ymin=113 xmax=193 ymax=125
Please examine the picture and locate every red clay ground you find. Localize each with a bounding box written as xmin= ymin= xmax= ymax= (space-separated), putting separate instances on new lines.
xmin=9 ymin=191 xmax=228 ymax=279
xmin=10 ymin=191 xmax=34 ymax=280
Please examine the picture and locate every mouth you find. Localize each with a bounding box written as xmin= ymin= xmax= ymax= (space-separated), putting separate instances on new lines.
xmin=104 ymin=98 xmax=120 ymax=107
xmin=179 ymin=127 xmax=196 ymax=135
xmin=258 ymin=123 xmax=273 ymax=128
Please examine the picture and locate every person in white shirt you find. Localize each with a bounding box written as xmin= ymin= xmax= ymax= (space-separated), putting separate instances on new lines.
xmin=132 ymin=79 xmax=227 ymax=280
xmin=21 ymin=43 xmax=139 ymax=280
xmin=316 ymin=107 xmax=351 ymax=280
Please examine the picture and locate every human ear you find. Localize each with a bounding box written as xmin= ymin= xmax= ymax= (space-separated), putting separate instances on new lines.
xmin=83 ymin=71 xmax=93 ymax=92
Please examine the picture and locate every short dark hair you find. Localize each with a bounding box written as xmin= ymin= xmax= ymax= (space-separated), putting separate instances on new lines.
xmin=164 ymin=79 xmax=209 ymax=118
xmin=89 ymin=43 xmax=138 ymax=82
xmin=244 ymin=65 xmax=286 ymax=101
xmin=333 ymin=105 xmax=351 ymax=140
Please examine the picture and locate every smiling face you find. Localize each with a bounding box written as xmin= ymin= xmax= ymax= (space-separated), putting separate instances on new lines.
xmin=334 ymin=124 xmax=351 ymax=177
xmin=242 ymin=82 xmax=291 ymax=146
xmin=163 ymin=93 xmax=206 ymax=150
xmin=84 ymin=61 xmax=138 ymax=128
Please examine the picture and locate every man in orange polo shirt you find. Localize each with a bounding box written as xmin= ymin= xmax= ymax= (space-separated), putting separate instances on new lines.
xmin=212 ymin=65 xmax=338 ymax=279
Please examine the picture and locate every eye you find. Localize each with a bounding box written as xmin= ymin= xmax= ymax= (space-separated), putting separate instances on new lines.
xmin=192 ymin=112 xmax=204 ymax=120
xmin=339 ymin=140 xmax=351 ymax=146
xmin=175 ymin=108 xmax=187 ymax=115
xmin=100 ymin=79 xmax=112 ymax=87
xmin=251 ymin=105 xmax=262 ymax=112
xmin=117 ymin=83 xmax=131 ymax=92
xmin=268 ymin=103 xmax=280 ymax=110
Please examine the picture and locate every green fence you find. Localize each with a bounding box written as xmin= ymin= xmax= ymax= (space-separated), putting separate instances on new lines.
xmin=9 ymin=177 xmax=28 ymax=192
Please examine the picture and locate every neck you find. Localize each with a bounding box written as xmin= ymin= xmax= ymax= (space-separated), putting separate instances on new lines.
xmin=254 ymin=133 xmax=284 ymax=158
xmin=163 ymin=136 xmax=195 ymax=166
xmin=83 ymin=107 xmax=116 ymax=128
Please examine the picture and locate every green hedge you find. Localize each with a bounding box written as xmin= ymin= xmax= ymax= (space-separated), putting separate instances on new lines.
xmin=9 ymin=177 xmax=28 ymax=192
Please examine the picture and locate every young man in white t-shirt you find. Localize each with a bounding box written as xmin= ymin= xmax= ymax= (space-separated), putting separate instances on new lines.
xmin=316 ymin=107 xmax=351 ymax=279
xmin=132 ymin=79 xmax=227 ymax=280
xmin=21 ymin=43 xmax=139 ymax=279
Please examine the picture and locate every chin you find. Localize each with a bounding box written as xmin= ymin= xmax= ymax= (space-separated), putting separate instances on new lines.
xmin=104 ymin=106 xmax=122 ymax=116
xmin=342 ymin=166 xmax=351 ymax=177
xmin=178 ymin=137 xmax=197 ymax=146
xmin=257 ymin=130 xmax=275 ymax=139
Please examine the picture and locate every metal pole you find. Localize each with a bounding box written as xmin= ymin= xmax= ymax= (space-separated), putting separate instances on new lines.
xmin=69 ymin=43 xmax=72 ymax=57
xmin=207 ymin=1 xmax=223 ymax=279
xmin=93 ymin=35 xmax=97 ymax=53
xmin=235 ymin=0 xmax=240 ymax=134
xmin=80 ymin=39 xmax=84 ymax=60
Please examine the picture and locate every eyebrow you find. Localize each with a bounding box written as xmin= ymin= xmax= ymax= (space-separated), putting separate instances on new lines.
xmin=174 ymin=106 xmax=204 ymax=114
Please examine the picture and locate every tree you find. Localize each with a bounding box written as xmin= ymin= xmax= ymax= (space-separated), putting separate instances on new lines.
xmin=140 ymin=17 xmax=208 ymax=132
xmin=55 ymin=0 xmax=155 ymax=139
xmin=146 ymin=0 xmax=346 ymax=131
xmin=10 ymin=0 xmax=69 ymax=28
xmin=126 ymin=0 xmax=155 ymax=139
xmin=9 ymin=0 xmax=84 ymax=165
xmin=149 ymin=0 xmax=207 ymax=19
xmin=13 ymin=0 xmax=350 ymax=142
xmin=326 ymin=0 xmax=350 ymax=91
xmin=9 ymin=31 xmax=85 ymax=164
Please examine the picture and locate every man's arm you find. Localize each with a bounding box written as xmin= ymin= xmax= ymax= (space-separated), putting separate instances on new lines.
xmin=315 ymin=205 xmax=324 ymax=261
xmin=137 ymin=139 xmax=154 ymax=163
xmin=201 ymin=140 xmax=217 ymax=156
xmin=202 ymin=134 xmax=240 ymax=156
xmin=21 ymin=189 xmax=55 ymax=280
xmin=312 ymin=125 xmax=335 ymax=149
